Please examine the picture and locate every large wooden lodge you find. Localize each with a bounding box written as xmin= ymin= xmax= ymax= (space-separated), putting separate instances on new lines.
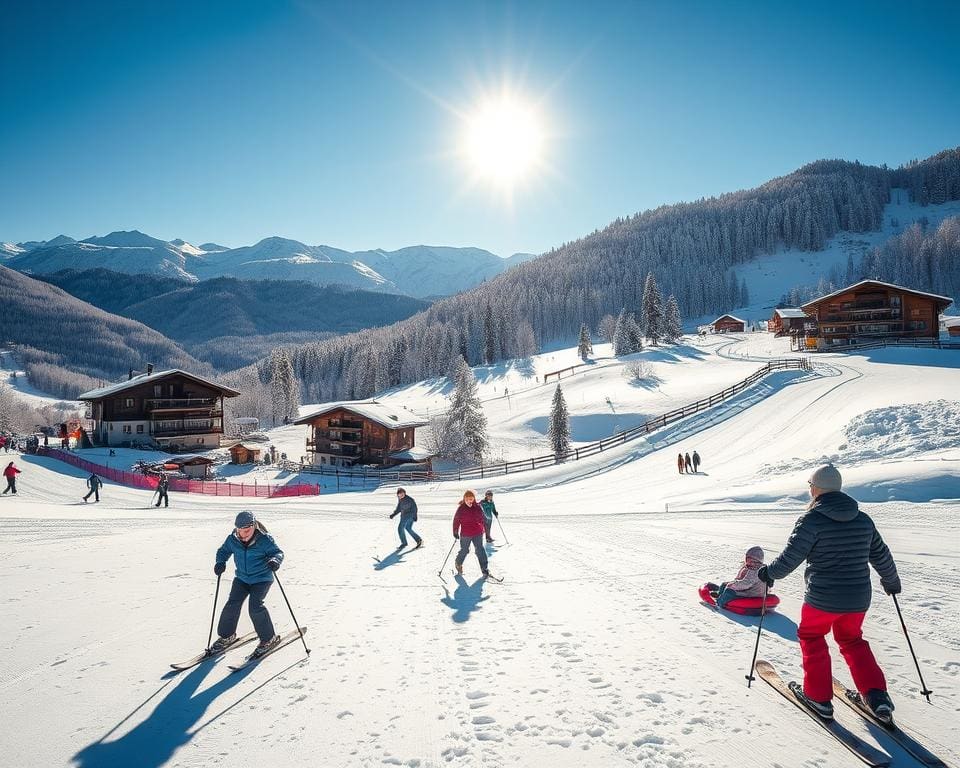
xmin=79 ymin=367 xmax=239 ymax=450
xmin=294 ymin=401 xmax=430 ymax=468
xmin=799 ymin=280 xmax=953 ymax=349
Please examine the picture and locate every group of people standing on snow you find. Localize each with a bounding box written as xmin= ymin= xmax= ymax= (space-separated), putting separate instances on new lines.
xmin=677 ymin=450 xmax=701 ymax=474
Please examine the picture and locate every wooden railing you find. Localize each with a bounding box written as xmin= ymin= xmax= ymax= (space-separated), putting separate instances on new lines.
xmin=287 ymin=358 xmax=811 ymax=485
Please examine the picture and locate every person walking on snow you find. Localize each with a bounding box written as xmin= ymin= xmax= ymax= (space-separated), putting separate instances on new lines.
xmin=211 ymin=510 xmax=284 ymax=658
xmin=389 ymin=487 xmax=422 ymax=549
xmin=83 ymin=472 xmax=102 ymax=503
xmin=453 ymin=490 xmax=489 ymax=577
xmin=692 ymin=450 xmax=701 ymax=473
xmin=713 ymin=546 xmax=766 ymax=608
xmin=684 ymin=452 xmax=693 ymax=473
xmin=677 ymin=453 xmax=685 ymax=474
xmin=154 ymin=473 xmax=169 ymax=507
xmin=480 ymin=490 xmax=499 ymax=543
xmin=3 ymin=461 xmax=20 ymax=494
xmin=758 ymin=464 xmax=901 ymax=722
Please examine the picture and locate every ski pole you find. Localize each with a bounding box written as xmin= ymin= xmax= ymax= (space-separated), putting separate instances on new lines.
xmin=438 ymin=538 xmax=457 ymax=576
xmin=205 ymin=572 xmax=222 ymax=652
xmin=496 ymin=515 xmax=510 ymax=545
xmin=891 ymin=593 xmax=932 ymax=703
xmin=274 ymin=572 xmax=310 ymax=655
xmin=745 ymin=584 xmax=769 ymax=687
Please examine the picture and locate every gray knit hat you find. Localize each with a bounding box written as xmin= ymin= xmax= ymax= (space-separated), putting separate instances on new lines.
xmin=234 ymin=510 xmax=256 ymax=528
xmin=745 ymin=546 xmax=764 ymax=563
xmin=808 ymin=464 xmax=842 ymax=492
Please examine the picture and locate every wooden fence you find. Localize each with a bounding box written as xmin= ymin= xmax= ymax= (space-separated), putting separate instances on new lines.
xmin=289 ymin=357 xmax=810 ymax=486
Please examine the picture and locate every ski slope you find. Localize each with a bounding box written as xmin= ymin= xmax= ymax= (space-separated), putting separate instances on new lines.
xmin=1 ymin=338 xmax=958 ymax=767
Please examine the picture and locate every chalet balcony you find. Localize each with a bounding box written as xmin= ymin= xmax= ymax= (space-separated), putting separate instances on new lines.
xmin=151 ymin=419 xmax=222 ymax=436
xmin=146 ymin=397 xmax=221 ymax=414
xmin=317 ymin=430 xmax=361 ymax=443
xmin=327 ymin=419 xmax=364 ymax=431
xmin=306 ymin=440 xmax=360 ymax=457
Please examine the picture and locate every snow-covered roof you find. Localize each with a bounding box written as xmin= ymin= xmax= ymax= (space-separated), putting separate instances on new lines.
xmin=294 ymin=400 xmax=428 ymax=429
xmin=773 ymin=308 xmax=809 ymax=319
xmin=944 ymin=317 xmax=960 ymax=327
xmin=388 ymin=446 xmax=436 ymax=461
xmin=78 ymin=369 xmax=241 ymax=400
xmin=801 ymin=280 xmax=954 ymax=310
xmin=710 ymin=315 xmax=746 ymax=325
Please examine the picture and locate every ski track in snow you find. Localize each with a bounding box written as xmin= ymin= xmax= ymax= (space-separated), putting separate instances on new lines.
xmin=1 ymin=335 xmax=959 ymax=767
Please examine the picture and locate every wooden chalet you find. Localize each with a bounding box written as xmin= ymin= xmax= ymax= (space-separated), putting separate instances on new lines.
xmin=229 ymin=443 xmax=262 ymax=464
xmin=710 ymin=314 xmax=746 ymax=333
xmin=944 ymin=317 xmax=960 ymax=338
xmin=800 ymin=280 xmax=953 ymax=349
xmin=79 ymin=366 xmax=240 ymax=450
xmin=294 ymin=401 xmax=429 ymax=468
xmin=769 ymin=307 xmax=812 ymax=337
xmin=162 ymin=455 xmax=214 ymax=479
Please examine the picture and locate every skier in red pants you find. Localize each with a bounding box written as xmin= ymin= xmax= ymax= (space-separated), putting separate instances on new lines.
xmin=758 ymin=464 xmax=901 ymax=722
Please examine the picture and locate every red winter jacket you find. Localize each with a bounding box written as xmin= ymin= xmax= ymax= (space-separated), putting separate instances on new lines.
xmin=4 ymin=464 xmax=20 ymax=478
xmin=453 ymin=501 xmax=486 ymax=538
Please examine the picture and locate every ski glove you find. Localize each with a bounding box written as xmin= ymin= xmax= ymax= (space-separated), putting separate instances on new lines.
xmin=882 ymin=578 xmax=901 ymax=596
xmin=267 ymin=559 xmax=280 ymax=572
xmin=757 ymin=566 xmax=774 ymax=588
xmin=214 ymin=562 xmax=226 ymax=576
xmin=453 ymin=533 xmax=460 ymax=540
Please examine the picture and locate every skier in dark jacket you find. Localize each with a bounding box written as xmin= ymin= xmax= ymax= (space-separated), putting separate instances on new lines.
xmin=692 ymin=450 xmax=701 ymax=473
xmin=453 ymin=490 xmax=489 ymax=577
xmin=480 ymin=490 xmax=499 ymax=543
xmin=759 ymin=464 xmax=900 ymax=722
xmin=154 ymin=473 xmax=169 ymax=507
xmin=83 ymin=473 xmax=102 ymax=503
xmin=389 ymin=487 xmax=422 ymax=549
xmin=676 ymin=453 xmax=685 ymax=474
xmin=2 ymin=461 xmax=20 ymax=494
xmin=211 ymin=510 xmax=284 ymax=658
xmin=684 ymin=452 xmax=693 ymax=473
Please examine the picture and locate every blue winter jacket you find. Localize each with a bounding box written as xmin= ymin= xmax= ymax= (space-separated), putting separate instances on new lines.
xmin=216 ymin=528 xmax=284 ymax=585
xmin=767 ymin=491 xmax=900 ymax=613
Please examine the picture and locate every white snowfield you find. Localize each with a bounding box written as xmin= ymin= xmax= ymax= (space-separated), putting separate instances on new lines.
xmin=2 ymin=335 xmax=958 ymax=768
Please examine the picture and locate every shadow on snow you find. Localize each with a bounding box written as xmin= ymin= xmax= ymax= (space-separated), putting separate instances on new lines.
xmin=440 ymin=574 xmax=489 ymax=623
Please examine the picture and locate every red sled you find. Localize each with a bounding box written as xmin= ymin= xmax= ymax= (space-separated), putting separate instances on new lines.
xmin=699 ymin=582 xmax=779 ymax=616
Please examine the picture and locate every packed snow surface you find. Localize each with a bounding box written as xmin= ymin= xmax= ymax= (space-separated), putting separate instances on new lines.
xmin=1 ymin=336 xmax=958 ymax=767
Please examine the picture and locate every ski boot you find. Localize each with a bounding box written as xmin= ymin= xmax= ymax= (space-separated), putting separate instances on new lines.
xmin=252 ymin=635 xmax=281 ymax=658
xmin=788 ymin=681 xmax=834 ymax=719
xmin=209 ymin=634 xmax=236 ymax=653
xmin=455 ymin=562 xmax=463 ymax=576
xmin=864 ymin=688 xmax=895 ymax=724
xmin=414 ymin=540 xmax=424 ymax=549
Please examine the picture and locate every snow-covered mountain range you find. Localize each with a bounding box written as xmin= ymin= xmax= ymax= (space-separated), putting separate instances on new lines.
xmin=3 ymin=231 xmax=536 ymax=298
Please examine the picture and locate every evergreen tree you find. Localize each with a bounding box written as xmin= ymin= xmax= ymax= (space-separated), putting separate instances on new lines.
xmin=268 ymin=348 xmax=301 ymax=426
xmin=448 ymin=355 xmax=488 ymax=462
xmin=483 ymin=304 xmax=497 ymax=365
xmin=740 ymin=278 xmax=750 ymax=307
xmin=613 ymin=309 xmax=631 ymax=356
xmin=625 ymin=313 xmax=644 ymax=352
xmin=577 ymin=323 xmax=593 ymax=360
xmin=641 ymin=272 xmax=665 ymax=345
xmin=547 ymin=384 xmax=571 ymax=460
xmin=663 ymin=295 xmax=683 ymax=343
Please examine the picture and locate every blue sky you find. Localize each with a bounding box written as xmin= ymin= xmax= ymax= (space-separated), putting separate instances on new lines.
xmin=2 ymin=0 xmax=959 ymax=257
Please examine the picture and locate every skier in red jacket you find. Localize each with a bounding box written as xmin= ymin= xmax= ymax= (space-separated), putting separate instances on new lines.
xmin=3 ymin=461 xmax=21 ymax=495
xmin=452 ymin=490 xmax=489 ymax=578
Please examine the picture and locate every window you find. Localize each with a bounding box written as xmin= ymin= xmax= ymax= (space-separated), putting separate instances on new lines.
xmin=197 ymin=438 xmax=204 ymax=445
xmin=136 ymin=425 xmax=144 ymax=434
xmin=122 ymin=425 xmax=132 ymax=434
xmin=153 ymin=385 xmax=162 ymax=397
xmin=125 ymin=398 xmax=135 ymax=408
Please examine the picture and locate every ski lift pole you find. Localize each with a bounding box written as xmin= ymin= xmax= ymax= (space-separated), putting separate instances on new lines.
xmin=891 ymin=593 xmax=932 ymax=702
xmin=745 ymin=584 xmax=769 ymax=687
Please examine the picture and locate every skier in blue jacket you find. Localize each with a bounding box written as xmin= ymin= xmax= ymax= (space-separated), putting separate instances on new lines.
xmin=211 ymin=510 xmax=284 ymax=657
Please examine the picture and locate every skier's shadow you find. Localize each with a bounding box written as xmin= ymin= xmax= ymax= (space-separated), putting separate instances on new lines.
xmin=699 ymin=602 xmax=799 ymax=641
xmin=373 ymin=550 xmax=406 ymax=570
xmin=440 ymin=575 xmax=489 ymax=623
xmin=72 ymin=659 xmax=251 ymax=768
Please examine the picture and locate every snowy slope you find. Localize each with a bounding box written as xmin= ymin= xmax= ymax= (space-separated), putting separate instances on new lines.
xmin=1 ymin=336 xmax=957 ymax=767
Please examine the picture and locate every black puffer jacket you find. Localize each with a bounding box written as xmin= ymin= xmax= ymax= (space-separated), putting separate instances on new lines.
xmin=767 ymin=491 xmax=900 ymax=613
xmin=390 ymin=495 xmax=418 ymax=521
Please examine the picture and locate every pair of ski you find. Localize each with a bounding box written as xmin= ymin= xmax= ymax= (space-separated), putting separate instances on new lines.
xmin=756 ymin=660 xmax=946 ymax=767
xmin=171 ymin=627 xmax=308 ymax=673
xmin=450 ymin=570 xmax=503 ymax=582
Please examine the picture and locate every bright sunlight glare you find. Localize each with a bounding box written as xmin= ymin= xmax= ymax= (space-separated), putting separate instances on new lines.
xmin=462 ymin=95 xmax=544 ymax=189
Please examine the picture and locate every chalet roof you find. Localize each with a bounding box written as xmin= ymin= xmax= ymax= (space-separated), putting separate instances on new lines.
xmin=801 ymin=280 xmax=954 ymax=311
xmin=944 ymin=316 xmax=960 ymax=328
xmin=294 ymin=400 xmax=428 ymax=430
xmin=229 ymin=442 xmax=262 ymax=453
xmin=711 ymin=314 xmax=746 ymax=325
xmin=78 ymin=369 xmax=241 ymax=401
xmin=168 ymin=455 xmax=214 ymax=466
xmin=773 ymin=308 xmax=809 ymax=319
xmin=388 ymin=446 xmax=436 ymax=462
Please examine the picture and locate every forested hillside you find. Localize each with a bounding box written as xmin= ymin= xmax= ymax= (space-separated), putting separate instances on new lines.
xmin=265 ymin=148 xmax=960 ymax=405
xmin=0 ymin=266 xmax=205 ymax=397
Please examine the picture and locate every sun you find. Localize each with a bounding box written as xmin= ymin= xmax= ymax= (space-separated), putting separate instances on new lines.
xmin=462 ymin=93 xmax=544 ymax=190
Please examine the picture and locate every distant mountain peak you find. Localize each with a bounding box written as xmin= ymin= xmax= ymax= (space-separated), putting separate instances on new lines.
xmin=83 ymin=230 xmax=167 ymax=248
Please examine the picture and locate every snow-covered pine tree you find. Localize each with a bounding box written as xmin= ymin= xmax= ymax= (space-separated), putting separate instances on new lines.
xmin=740 ymin=278 xmax=750 ymax=307
xmin=599 ymin=314 xmax=617 ymax=344
xmin=663 ymin=295 xmax=683 ymax=342
xmin=577 ymin=323 xmax=593 ymax=360
xmin=641 ymin=272 xmax=665 ymax=345
xmin=268 ymin=348 xmax=301 ymax=426
xmin=448 ymin=355 xmax=488 ymax=462
xmin=626 ymin=313 xmax=644 ymax=353
xmin=483 ymin=304 xmax=497 ymax=365
xmin=547 ymin=384 xmax=571 ymax=460
xmin=613 ymin=309 xmax=631 ymax=356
